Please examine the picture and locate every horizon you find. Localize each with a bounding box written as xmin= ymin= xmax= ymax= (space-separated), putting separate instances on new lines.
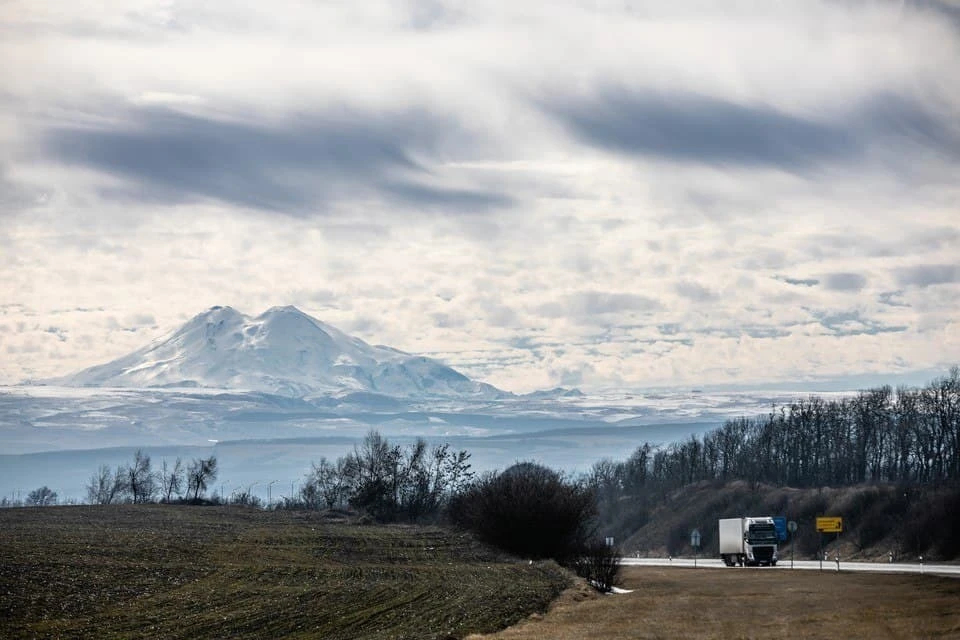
xmin=3 ymin=1 xmax=959 ymax=393
xmin=9 ymin=303 xmax=953 ymax=396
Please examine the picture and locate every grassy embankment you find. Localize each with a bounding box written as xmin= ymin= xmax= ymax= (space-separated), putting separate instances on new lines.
xmin=617 ymin=480 xmax=960 ymax=562
xmin=0 ymin=505 xmax=570 ymax=639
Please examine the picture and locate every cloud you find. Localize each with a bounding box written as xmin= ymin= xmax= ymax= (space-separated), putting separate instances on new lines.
xmin=878 ymin=291 xmax=910 ymax=308
xmin=674 ymin=280 xmax=716 ymax=301
xmin=2 ymin=0 xmax=959 ymax=392
xmin=894 ymin=264 xmax=960 ymax=288
xmin=45 ymin=106 xmax=510 ymax=215
xmin=124 ymin=313 xmax=157 ymax=327
xmin=857 ymin=92 xmax=960 ymax=163
xmin=538 ymin=292 xmax=662 ymax=320
xmin=913 ymin=0 xmax=960 ymax=30
xmin=539 ymin=86 xmax=960 ymax=176
xmin=810 ymin=310 xmax=908 ymax=337
xmin=0 ymin=166 xmax=49 ymax=214
xmin=823 ymin=272 xmax=868 ymax=292
xmin=539 ymin=87 xmax=859 ymax=170
xmin=778 ymin=276 xmax=820 ymax=287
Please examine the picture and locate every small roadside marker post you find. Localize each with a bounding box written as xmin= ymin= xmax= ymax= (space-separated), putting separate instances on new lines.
xmin=787 ymin=521 xmax=798 ymax=569
xmin=691 ymin=529 xmax=701 ymax=568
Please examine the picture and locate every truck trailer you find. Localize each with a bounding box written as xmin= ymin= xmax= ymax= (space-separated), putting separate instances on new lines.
xmin=718 ymin=517 xmax=779 ymax=567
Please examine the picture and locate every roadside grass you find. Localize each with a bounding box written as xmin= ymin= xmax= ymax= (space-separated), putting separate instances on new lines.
xmin=469 ymin=565 xmax=960 ymax=639
xmin=0 ymin=505 xmax=570 ymax=639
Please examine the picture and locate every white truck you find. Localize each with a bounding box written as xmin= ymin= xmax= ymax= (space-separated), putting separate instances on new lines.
xmin=718 ymin=517 xmax=779 ymax=567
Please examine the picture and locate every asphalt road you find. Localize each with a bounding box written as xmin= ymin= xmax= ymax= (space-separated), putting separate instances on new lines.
xmin=621 ymin=556 xmax=960 ymax=577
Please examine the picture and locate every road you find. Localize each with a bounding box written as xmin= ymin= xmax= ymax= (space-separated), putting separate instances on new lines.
xmin=621 ymin=556 xmax=960 ymax=577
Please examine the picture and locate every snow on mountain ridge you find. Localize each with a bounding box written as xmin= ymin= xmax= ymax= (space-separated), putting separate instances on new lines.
xmin=56 ymin=306 xmax=505 ymax=399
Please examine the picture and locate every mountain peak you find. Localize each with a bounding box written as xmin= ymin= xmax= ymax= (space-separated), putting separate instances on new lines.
xmin=203 ymin=305 xmax=243 ymax=317
xmin=183 ymin=305 xmax=246 ymax=327
xmin=260 ymin=305 xmax=308 ymax=316
xmin=58 ymin=306 xmax=506 ymax=399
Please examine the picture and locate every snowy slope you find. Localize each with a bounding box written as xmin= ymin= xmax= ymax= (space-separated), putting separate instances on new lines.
xmin=56 ymin=306 xmax=505 ymax=399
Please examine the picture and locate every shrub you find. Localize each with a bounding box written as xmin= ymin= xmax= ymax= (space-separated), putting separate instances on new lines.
xmin=665 ymin=522 xmax=695 ymax=557
xmin=448 ymin=462 xmax=596 ymax=563
xmin=27 ymin=486 xmax=57 ymax=507
xmin=571 ymin=539 xmax=622 ymax=593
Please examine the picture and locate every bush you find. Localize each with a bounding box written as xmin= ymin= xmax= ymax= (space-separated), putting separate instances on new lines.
xmin=448 ymin=462 xmax=596 ymax=563
xmin=27 ymin=486 xmax=57 ymax=507
xmin=665 ymin=522 xmax=692 ymax=557
xmin=933 ymin=488 xmax=960 ymax=558
xmin=571 ymin=539 xmax=622 ymax=592
xmin=857 ymin=509 xmax=895 ymax=550
xmin=229 ymin=491 xmax=262 ymax=508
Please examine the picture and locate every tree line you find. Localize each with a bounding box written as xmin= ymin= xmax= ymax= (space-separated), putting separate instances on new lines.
xmin=85 ymin=451 xmax=219 ymax=504
xmin=588 ymin=368 xmax=960 ymax=512
xmin=298 ymin=432 xmax=474 ymax=521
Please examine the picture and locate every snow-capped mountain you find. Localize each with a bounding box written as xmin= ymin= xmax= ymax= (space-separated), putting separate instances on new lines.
xmin=55 ymin=305 xmax=505 ymax=399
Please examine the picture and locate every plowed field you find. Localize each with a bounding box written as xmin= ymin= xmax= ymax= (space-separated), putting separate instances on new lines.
xmin=0 ymin=505 xmax=570 ymax=639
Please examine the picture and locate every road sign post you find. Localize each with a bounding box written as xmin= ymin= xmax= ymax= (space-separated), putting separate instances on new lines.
xmin=815 ymin=517 xmax=843 ymax=572
xmin=691 ymin=529 xmax=701 ymax=568
xmin=787 ymin=520 xmax=798 ymax=569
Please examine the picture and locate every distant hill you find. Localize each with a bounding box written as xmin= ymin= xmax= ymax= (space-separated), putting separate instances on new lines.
xmin=52 ymin=305 xmax=506 ymax=399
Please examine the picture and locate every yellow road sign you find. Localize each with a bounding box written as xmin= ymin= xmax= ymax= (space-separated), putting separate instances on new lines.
xmin=816 ymin=516 xmax=843 ymax=533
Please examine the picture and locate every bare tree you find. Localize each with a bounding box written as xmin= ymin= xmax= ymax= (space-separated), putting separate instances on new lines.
xmin=349 ymin=431 xmax=403 ymax=519
xmin=187 ymin=456 xmax=218 ymax=500
xmin=27 ymin=486 xmax=57 ymax=507
xmin=301 ymin=433 xmax=473 ymax=521
xmin=158 ymin=458 xmax=185 ymax=502
xmin=304 ymin=457 xmax=352 ymax=509
xmin=86 ymin=464 xmax=121 ymax=505
xmin=125 ymin=449 xmax=156 ymax=504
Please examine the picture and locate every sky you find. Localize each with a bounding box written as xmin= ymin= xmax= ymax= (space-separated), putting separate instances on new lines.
xmin=2 ymin=0 xmax=959 ymax=394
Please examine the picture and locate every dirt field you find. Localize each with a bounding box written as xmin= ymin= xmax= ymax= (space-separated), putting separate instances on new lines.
xmin=0 ymin=505 xmax=569 ymax=639
xmin=471 ymin=565 xmax=960 ymax=639
xmin=5 ymin=506 xmax=959 ymax=639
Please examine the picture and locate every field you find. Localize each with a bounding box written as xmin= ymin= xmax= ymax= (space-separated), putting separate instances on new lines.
xmin=471 ymin=565 xmax=960 ymax=639
xmin=5 ymin=506 xmax=960 ymax=640
xmin=0 ymin=505 xmax=570 ymax=639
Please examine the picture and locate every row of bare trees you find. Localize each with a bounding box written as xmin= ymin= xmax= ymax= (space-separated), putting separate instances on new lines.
xmin=299 ymin=431 xmax=474 ymax=522
xmin=85 ymin=450 xmax=218 ymax=504
xmin=590 ymin=368 xmax=960 ymax=506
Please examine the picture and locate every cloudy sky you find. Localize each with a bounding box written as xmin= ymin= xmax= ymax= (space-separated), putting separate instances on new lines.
xmin=2 ymin=0 xmax=959 ymax=393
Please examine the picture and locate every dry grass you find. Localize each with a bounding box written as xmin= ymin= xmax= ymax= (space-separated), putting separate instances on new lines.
xmin=470 ymin=566 xmax=960 ymax=640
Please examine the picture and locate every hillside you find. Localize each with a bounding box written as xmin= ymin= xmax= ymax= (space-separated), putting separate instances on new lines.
xmin=614 ymin=480 xmax=960 ymax=562
xmin=53 ymin=305 xmax=505 ymax=399
xmin=0 ymin=505 xmax=570 ymax=640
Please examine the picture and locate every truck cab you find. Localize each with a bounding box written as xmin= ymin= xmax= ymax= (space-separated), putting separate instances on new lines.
xmin=719 ymin=516 xmax=779 ymax=567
